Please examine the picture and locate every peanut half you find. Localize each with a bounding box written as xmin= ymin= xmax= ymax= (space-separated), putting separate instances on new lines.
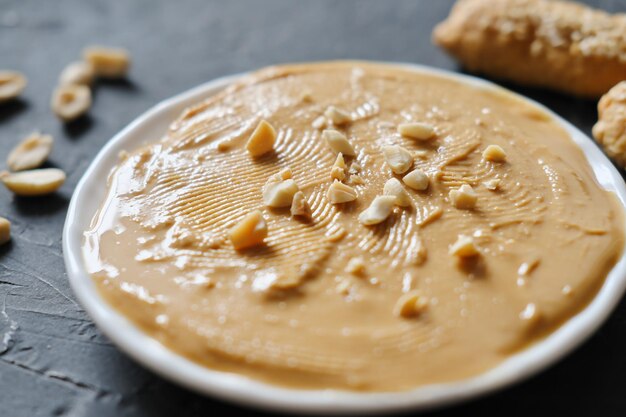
xmin=0 ymin=71 xmax=27 ymax=103
xmin=1 ymin=168 xmax=66 ymax=196
xmin=51 ymin=84 xmax=91 ymax=122
xmin=7 ymin=132 xmax=54 ymax=172
xmin=59 ymin=61 xmax=95 ymax=86
xmin=83 ymin=46 xmax=130 ymax=78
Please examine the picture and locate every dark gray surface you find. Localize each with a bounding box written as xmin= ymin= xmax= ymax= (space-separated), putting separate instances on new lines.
xmin=1 ymin=0 xmax=626 ymax=415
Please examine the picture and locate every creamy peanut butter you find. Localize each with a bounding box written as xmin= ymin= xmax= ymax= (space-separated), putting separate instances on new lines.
xmin=83 ymin=62 xmax=624 ymax=392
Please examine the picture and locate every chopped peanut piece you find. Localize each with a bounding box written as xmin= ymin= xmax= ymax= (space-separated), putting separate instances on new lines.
xmin=331 ymin=152 xmax=346 ymax=181
xmin=393 ymin=290 xmax=429 ymax=318
xmin=228 ymin=210 xmax=268 ymax=250
xmin=263 ymin=178 xmax=299 ymax=208
xmin=327 ymin=180 xmax=357 ymax=204
xmin=449 ymin=184 xmax=477 ymax=209
xmin=402 ymin=169 xmax=429 ymax=191
xmin=348 ymin=162 xmax=361 ymax=174
xmin=482 ymin=145 xmax=507 ymax=162
xmin=277 ymin=167 xmax=292 ymax=180
xmin=324 ymin=106 xmax=351 ymax=126
xmin=383 ymin=178 xmax=411 ymax=207
xmin=59 ymin=61 xmax=95 ymax=86
xmin=398 ymin=122 xmax=435 ymax=140
xmin=348 ymin=174 xmax=365 ymax=185
xmin=336 ymin=278 xmax=353 ymax=295
xmin=246 ymin=120 xmax=277 ymax=157
xmin=290 ymin=191 xmax=310 ymax=218
xmin=383 ymin=145 xmax=413 ymax=174
xmin=346 ymin=257 xmax=365 ymax=276
xmin=0 ymin=71 xmax=27 ymax=103
xmin=0 ymin=168 xmax=65 ymax=196
xmin=449 ymin=234 xmax=480 ymax=257
xmin=359 ymin=195 xmax=396 ymax=225
xmin=0 ymin=217 xmax=10 ymax=245
xmin=51 ymin=84 xmax=91 ymax=122
xmin=323 ymin=129 xmax=356 ymax=156
xmin=312 ymin=116 xmax=327 ymax=130
xmin=483 ymin=178 xmax=500 ymax=191
xmin=83 ymin=46 xmax=130 ymax=78
xmin=7 ymin=132 xmax=54 ymax=171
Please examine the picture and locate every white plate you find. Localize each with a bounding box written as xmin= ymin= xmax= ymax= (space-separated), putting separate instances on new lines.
xmin=63 ymin=62 xmax=626 ymax=414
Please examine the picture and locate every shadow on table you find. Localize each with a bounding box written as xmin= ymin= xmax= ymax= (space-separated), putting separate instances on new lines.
xmin=63 ymin=114 xmax=95 ymax=139
xmin=0 ymin=99 xmax=28 ymax=124
xmin=13 ymin=193 xmax=69 ymax=217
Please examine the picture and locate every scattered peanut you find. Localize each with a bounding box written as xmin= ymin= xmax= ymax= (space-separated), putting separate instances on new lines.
xmin=482 ymin=144 xmax=507 ymax=162
xmin=398 ymin=122 xmax=435 ymax=140
xmin=449 ymin=234 xmax=480 ymax=257
xmin=346 ymin=257 xmax=365 ymax=276
xmin=323 ymin=129 xmax=356 ymax=156
xmin=327 ymin=180 xmax=357 ymax=204
xmin=358 ymin=195 xmax=396 ymax=225
xmin=348 ymin=174 xmax=365 ymax=185
xmin=83 ymin=46 xmax=130 ymax=78
xmin=383 ymin=145 xmax=413 ymax=174
xmin=7 ymin=132 xmax=54 ymax=171
xmin=0 ymin=217 xmax=10 ymax=245
xmin=0 ymin=168 xmax=66 ymax=196
xmin=449 ymin=184 xmax=477 ymax=209
xmin=0 ymin=71 xmax=27 ymax=103
xmin=59 ymin=61 xmax=95 ymax=86
xmin=51 ymin=84 xmax=91 ymax=122
xmin=276 ymin=167 xmax=292 ymax=180
xmin=228 ymin=210 xmax=268 ymax=250
xmin=290 ymin=191 xmax=310 ymax=218
xmin=393 ymin=290 xmax=429 ymax=318
xmin=324 ymin=106 xmax=351 ymax=126
xmin=263 ymin=178 xmax=299 ymax=208
xmin=311 ymin=115 xmax=327 ymax=130
xmin=246 ymin=120 xmax=277 ymax=157
xmin=336 ymin=278 xmax=353 ymax=295
xmin=383 ymin=178 xmax=411 ymax=207
xmin=331 ymin=152 xmax=346 ymax=181
xmin=483 ymin=178 xmax=500 ymax=191
xmin=402 ymin=169 xmax=429 ymax=191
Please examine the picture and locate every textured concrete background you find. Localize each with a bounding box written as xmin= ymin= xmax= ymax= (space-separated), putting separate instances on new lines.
xmin=1 ymin=0 xmax=625 ymax=416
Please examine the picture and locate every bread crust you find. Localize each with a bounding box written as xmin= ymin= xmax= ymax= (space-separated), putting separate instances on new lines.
xmin=593 ymin=81 xmax=626 ymax=168
xmin=433 ymin=0 xmax=626 ymax=98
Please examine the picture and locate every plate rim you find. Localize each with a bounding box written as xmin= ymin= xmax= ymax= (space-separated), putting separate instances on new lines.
xmin=63 ymin=60 xmax=626 ymax=414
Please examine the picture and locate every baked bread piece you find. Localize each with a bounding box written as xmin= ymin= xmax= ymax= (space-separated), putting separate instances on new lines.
xmin=433 ymin=0 xmax=626 ymax=98
xmin=593 ymin=81 xmax=626 ymax=168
